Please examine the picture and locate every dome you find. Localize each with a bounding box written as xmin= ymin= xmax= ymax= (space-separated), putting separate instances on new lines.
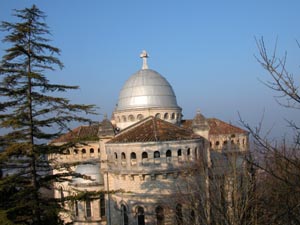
xmin=72 ymin=163 xmax=103 ymax=185
xmin=116 ymin=69 xmax=179 ymax=111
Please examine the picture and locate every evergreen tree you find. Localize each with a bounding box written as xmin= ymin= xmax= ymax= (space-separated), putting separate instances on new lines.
xmin=0 ymin=5 xmax=95 ymax=224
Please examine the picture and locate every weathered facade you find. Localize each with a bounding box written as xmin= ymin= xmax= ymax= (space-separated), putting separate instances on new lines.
xmin=50 ymin=51 xmax=248 ymax=225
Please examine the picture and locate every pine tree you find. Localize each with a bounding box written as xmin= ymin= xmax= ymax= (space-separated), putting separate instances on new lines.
xmin=0 ymin=5 xmax=95 ymax=224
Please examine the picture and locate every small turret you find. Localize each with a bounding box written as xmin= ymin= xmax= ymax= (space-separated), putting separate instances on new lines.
xmin=192 ymin=110 xmax=209 ymax=139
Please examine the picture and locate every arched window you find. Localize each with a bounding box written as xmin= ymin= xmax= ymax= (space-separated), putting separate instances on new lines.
xmin=98 ymin=148 xmax=100 ymax=153
xmin=177 ymin=149 xmax=182 ymax=156
xmin=171 ymin=113 xmax=175 ymax=120
xmin=65 ymin=149 xmax=70 ymax=155
xmin=176 ymin=204 xmax=183 ymax=225
xmin=100 ymin=193 xmax=105 ymax=217
xmin=216 ymin=141 xmax=220 ymax=146
xmin=154 ymin=151 xmax=160 ymax=158
xmin=122 ymin=115 xmax=127 ymax=122
xmin=142 ymin=152 xmax=148 ymax=159
xmin=131 ymin=152 xmax=137 ymax=166
xmin=121 ymin=204 xmax=128 ymax=225
xmin=166 ymin=150 xmax=172 ymax=163
xmin=164 ymin=113 xmax=169 ymax=119
xmin=156 ymin=206 xmax=164 ymax=225
xmin=166 ymin=150 xmax=172 ymax=157
xmin=114 ymin=152 xmax=118 ymax=159
xmin=128 ymin=114 xmax=134 ymax=122
xmin=136 ymin=206 xmax=145 ymax=225
xmin=155 ymin=113 xmax=161 ymax=119
xmin=130 ymin=152 xmax=136 ymax=159
xmin=90 ymin=148 xmax=94 ymax=153
xmin=86 ymin=199 xmax=91 ymax=218
xmin=121 ymin=152 xmax=126 ymax=160
xmin=74 ymin=149 xmax=78 ymax=154
xmin=82 ymin=149 xmax=86 ymax=154
xmin=137 ymin=114 xmax=144 ymax=120
xmin=187 ymin=148 xmax=191 ymax=156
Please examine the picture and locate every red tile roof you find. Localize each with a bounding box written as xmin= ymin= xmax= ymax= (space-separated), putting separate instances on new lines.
xmin=181 ymin=118 xmax=247 ymax=135
xmin=107 ymin=116 xmax=201 ymax=144
xmin=51 ymin=124 xmax=100 ymax=143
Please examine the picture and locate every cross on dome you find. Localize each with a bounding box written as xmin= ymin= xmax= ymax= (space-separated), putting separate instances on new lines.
xmin=140 ymin=50 xmax=149 ymax=70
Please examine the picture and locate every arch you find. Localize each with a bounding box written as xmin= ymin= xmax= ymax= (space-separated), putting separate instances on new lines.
xmin=130 ymin=152 xmax=137 ymax=166
xmin=130 ymin=152 xmax=137 ymax=159
xmin=154 ymin=151 xmax=160 ymax=158
xmin=65 ymin=149 xmax=70 ymax=155
xmin=74 ymin=149 xmax=78 ymax=154
xmin=142 ymin=152 xmax=148 ymax=159
xmin=177 ymin=149 xmax=182 ymax=156
xmin=194 ymin=147 xmax=198 ymax=160
xmin=164 ymin=113 xmax=169 ymax=119
xmin=216 ymin=141 xmax=220 ymax=146
xmin=128 ymin=114 xmax=135 ymax=122
xmin=166 ymin=150 xmax=172 ymax=157
xmin=122 ymin=115 xmax=127 ymax=122
xmin=82 ymin=149 xmax=86 ymax=154
xmin=98 ymin=148 xmax=100 ymax=153
xmin=90 ymin=148 xmax=94 ymax=153
xmin=171 ymin=112 xmax=175 ymax=120
xmin=137 ymin=114 xmax=144 ymax=120
xmin=117 ymin=116 xmax=121 ymax=122
xmin=121 ymin=204 xmax=128 ymax=225
xmin=155 ymin=113 xmax=161 ymax=119
xmin=136 ymin=206 xmax=145 ymax=225
xmin=156 ymin=206 xmax=164 ymax=225
xmin=176 ymin=204 xmax=183 ymax=225
xmin=114 ymin=152 xmax=118 ymax=159
xmin=187 ymin=148 xmax=191 ymax=156
xmin=121 ymin=152 xmax=126 ymax=160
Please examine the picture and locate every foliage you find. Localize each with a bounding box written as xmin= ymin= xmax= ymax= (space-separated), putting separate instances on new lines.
xmin=0 ymin=5 xmax=95 ymax=224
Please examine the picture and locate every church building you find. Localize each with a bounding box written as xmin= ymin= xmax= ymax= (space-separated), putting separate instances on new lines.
xmin=50 ymin=51 xmax=248 ymax=225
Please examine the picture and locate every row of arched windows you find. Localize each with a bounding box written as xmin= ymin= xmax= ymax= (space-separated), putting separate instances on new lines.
xmin=211 ymin=138 xmax=246 ymax=148
xmin=68 ymin=148 xmax=100 ymax=155
xmin=120 ymin=203 xmax=195 ymax=225
xmin=113 ymin=147 xmax=198 ymax=165
xmin=121 ymin=204 xmax=164 ymax=225
xmin=116 ymin=112 xmax=180 ymax=123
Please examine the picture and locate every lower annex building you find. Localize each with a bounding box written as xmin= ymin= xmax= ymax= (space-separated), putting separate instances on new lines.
xmin=50 ymin=51 xmax=249 ymax=225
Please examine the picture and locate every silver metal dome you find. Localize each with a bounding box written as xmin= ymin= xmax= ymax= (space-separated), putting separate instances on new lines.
xmin=116 ymin=69 xmax=179 ymax=111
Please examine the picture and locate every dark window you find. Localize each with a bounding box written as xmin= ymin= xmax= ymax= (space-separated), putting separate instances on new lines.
xmin=176 ymin=204 xmax=183 ymax=225
xmin=166 ymin=150 xmax=172 ymax=157
xmin=86 ymin=199 xmax=91 ymax=217
xmin=156 ymin=206 xmax=164 ymax=225
xmin=187 ymin=148 xmax=191 ymax=155
xmin=98 ymin=148 xmax=100 ymax=153
xmin=130 ymin=152 xmax=136 ymax=159
xmin=121 ymin=204 xmax=128 ymax=225
xmin=100 ymin=193 xmax=105 ymax=217
xmin=90 ymin=148 xmax=94 ymax=153
xmin=216 ymin=141 xmax=220 ymax=146
xmin=114 ymin=152 xmax=118 ymax=159
xmin=177 ymin=149 xmax=182 ymax=156
xmin=74 ymin=149 xmax=78 ymax=154
xmin=82 ymin=149 xmax=86 ymax=154
xmin=121 ymin=152 xmax=126 ymax=159
xmin=154 ymin=151 xmax=160 ymax=158
xmin=142 ymin=152 xmax=148 ymax=159
xmin=164 ymin=113 xmax=169 ymax=119
xmin=137 ymin=206 xmax=145 ymax=225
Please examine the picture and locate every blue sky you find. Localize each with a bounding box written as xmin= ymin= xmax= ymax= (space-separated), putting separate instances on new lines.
xmin=1 ymin=0 xmax=300 ymax=139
